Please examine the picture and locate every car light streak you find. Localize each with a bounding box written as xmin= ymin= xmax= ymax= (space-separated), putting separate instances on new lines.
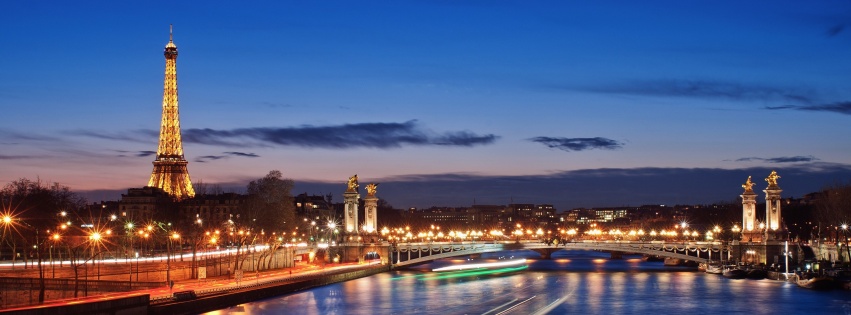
xmin=432 ymin=258 xmax=527 ymax=272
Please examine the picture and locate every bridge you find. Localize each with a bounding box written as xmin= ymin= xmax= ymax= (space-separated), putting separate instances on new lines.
xmin=388 ymin=241 xmax=729 ymax=267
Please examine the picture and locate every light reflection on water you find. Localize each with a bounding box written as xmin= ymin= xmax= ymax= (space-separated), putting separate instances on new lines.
xmin=204 ymin=250 xmax=851 ymax=315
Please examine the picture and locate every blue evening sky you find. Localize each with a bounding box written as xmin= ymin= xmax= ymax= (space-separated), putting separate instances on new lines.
xmin=2 ymin=1 xmax=850 ymax=209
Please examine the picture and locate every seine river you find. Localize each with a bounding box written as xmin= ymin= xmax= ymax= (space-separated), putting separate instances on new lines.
xmin=205 ymin=250 xmax=851 ymax=315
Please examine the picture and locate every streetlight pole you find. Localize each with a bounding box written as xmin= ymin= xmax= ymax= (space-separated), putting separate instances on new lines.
xmin=842 ymin=224 xmax=850 ymax=265
xmin=784 ymin=240 xmax=789 ymax=278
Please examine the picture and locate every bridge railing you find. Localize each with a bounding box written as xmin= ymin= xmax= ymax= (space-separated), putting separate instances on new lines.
xmin=389 ymin=241 xmax=729 ymax=267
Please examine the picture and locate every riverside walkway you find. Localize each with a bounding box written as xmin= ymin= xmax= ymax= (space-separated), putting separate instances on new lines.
xmin=0 ymin=260 xmax=385 ymax=313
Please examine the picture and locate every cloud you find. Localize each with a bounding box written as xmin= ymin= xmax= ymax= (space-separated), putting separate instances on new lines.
xmin=195 ymin=155 xmax=227 ymax=163
xmin=71 ymin=129 xmax=157 ymax=143
xmin=734 ymin=156 xmax=819 ymax=163
xmin=827 ymin=24 xmax=845 ymax=37
xmin=289 ymin=163 xmax=851 ymax=210
xmin=579 ymin=80 xmax=851 ymax=117
xmin=194 ymin=151 xmax=260 ymax=163
xmin=583 ymin=80 xmax=816 ymax=104
xmin=764 ymin=101 xmax=851 ymax=115
xmin=114 ymin=150 xmax=157 ymax=158
xmin=182 ymin=120 xmax=498 ymax=149
xmin=78 ymin=163 xmax=851 ymax=211
xmin=70 ymin=121 xmax=497 ymax=149
xmin=529 ymin=137 xmax=623 ymax=152
xmin=224 ymin=151 xmax=260 ymax=158
xmin=0 ymin=129 xmax=61 ymax=142
xmin=0 ymin=155 xmax=37 ymax=160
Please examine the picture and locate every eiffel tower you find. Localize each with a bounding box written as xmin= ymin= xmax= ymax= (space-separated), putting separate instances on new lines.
xmin=148 ymin=25 xmax=195 ymax=199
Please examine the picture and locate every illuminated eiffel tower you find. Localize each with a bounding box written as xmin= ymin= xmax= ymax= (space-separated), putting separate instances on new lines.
xmin=148 ymin=25 xmax=195 ymax=199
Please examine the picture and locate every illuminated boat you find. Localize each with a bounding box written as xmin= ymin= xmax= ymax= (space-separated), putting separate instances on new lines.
xmin=705 ymin=263 xmax=723 ymax=274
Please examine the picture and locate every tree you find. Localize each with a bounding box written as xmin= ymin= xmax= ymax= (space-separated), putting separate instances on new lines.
xmin=1 ymin=178 xmax=86 ymax=222
xmin=1 ymin=178 xmax=86 ymax=303
xmin=245 ymin=170 xmax=296 ymax=233
xmin=233 ymin=171 xmax=296 ymax=273
xmin=814 ymin=182 xmax=851 ymax=243
xmin=377 ymin=199 xmax=405 ymax=227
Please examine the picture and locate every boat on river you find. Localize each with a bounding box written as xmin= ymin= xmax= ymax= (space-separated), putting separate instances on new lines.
xmin=722 ymin=266 xmax=747 ymax=279
xmin=795 ymin=273 xmax=834 ymax=290
xmin=705 ymin=263 xmax=723 ymax=274
xmin=746 ymin=269 xmax=767 ymax=280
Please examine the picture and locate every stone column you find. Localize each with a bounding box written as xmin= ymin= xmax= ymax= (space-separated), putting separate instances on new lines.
xmin=344 ymin=191 xmax=360 ymax=234
xmin=363 ymin=195 xmax=378 ymax=234
xmin=763 ymin=171 xmax=783 ymax=241
xmin=741 ymin=190 xmax=757 ymax=233
xmin=362 ymin=183 xmax=379 ymax=234
xmin=740 ymin=176 xmax=758 ymax=238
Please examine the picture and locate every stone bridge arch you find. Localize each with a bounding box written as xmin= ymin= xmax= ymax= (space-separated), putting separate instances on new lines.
xmin=390 ymin=241 xmax=726 ymax=268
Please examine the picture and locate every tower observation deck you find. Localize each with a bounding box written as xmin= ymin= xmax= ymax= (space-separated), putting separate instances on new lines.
xmin=148 ymin=25 xmax=195 ymax=199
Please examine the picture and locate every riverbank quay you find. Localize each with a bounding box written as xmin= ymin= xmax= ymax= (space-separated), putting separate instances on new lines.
xmin=0 ymin=246 xmax=302 ymax=308
xmin=149 ymin=262 xmax=390 ymax=315
xmin=0 ymin=293 xmax=150 ymax=315
xmin=0 ymin=261 xmax=388 ymax=315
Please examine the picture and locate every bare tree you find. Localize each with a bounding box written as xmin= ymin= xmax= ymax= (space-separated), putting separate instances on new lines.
xmin=231 ymin=171 xmax=296 ymax=273
xmin=194 ymin=179 xmax=208 ymax=196
xmin=814 ymin=182 xmax=851 ymax=243
xmin=1 ymin=178 xmax=86 ymax=303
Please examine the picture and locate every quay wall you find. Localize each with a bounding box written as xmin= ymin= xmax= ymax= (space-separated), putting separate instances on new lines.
xmin=0 ymin=294 xmax=149 ymax=315
xmin=0 ymin=248 xmax=296 ymax=309
xmin=149 ymin=264 xmax=391 ymax=315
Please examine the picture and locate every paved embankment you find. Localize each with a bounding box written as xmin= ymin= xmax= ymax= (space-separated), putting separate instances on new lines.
xmin=149 ymin=264 xmax=390 ymax=315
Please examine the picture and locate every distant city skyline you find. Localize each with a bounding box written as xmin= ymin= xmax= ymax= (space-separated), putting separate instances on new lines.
xmin=2 ymin=1 xmax=850 ymax=210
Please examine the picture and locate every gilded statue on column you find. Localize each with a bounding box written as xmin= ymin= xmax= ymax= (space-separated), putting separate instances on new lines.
xmin=742 ymin=176 xmax=754 ymax=192
xmin=347 ymin=174 xmax=359 ymax=192
xmin=765 ymin=170 xmax=780 ymax=187
xmin=366 ymin=183 xmax=379 ymax=197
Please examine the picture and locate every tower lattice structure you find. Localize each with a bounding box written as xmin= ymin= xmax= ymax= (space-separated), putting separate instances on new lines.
xmin=148 ymin=25 xmax=195 ymax=199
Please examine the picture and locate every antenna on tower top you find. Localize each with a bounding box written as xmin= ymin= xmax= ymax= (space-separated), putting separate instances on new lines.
xmin=169 ymin=24 xmax=173 ymax=42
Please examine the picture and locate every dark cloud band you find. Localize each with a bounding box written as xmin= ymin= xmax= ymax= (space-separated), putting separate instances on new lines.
xmin=735 ymin=156 xmax=819 ymax=163
xmin=585 ymin=80 xmax=815 ymax=104
xmin=183 ymin=120 xmax=498 ymax=149
xmin=195 ymin=151 xmax=260 ymax=163
xmin=529 ymin=137 xmax=623 ymax=152
xmin=765 ymin=102 xmax=851 ymax=115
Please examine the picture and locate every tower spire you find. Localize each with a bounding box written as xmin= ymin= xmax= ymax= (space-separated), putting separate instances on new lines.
xmin=148 ymin=25 xmax=195 ymax=199
xmin=169 ymin=24 xmax=173 ymax=43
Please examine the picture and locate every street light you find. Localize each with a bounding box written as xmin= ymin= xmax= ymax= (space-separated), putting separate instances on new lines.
xmin=49 ymin=232 xmax=61 ymax=277
xmin=841 ymin=224 xmax=850 ymax=265
xmin=1 ymin=215 xmax=12 ymax=264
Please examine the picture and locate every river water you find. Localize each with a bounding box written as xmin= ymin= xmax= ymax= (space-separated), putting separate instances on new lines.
xmin=205 ymin=250 xmax=850 ymax=315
